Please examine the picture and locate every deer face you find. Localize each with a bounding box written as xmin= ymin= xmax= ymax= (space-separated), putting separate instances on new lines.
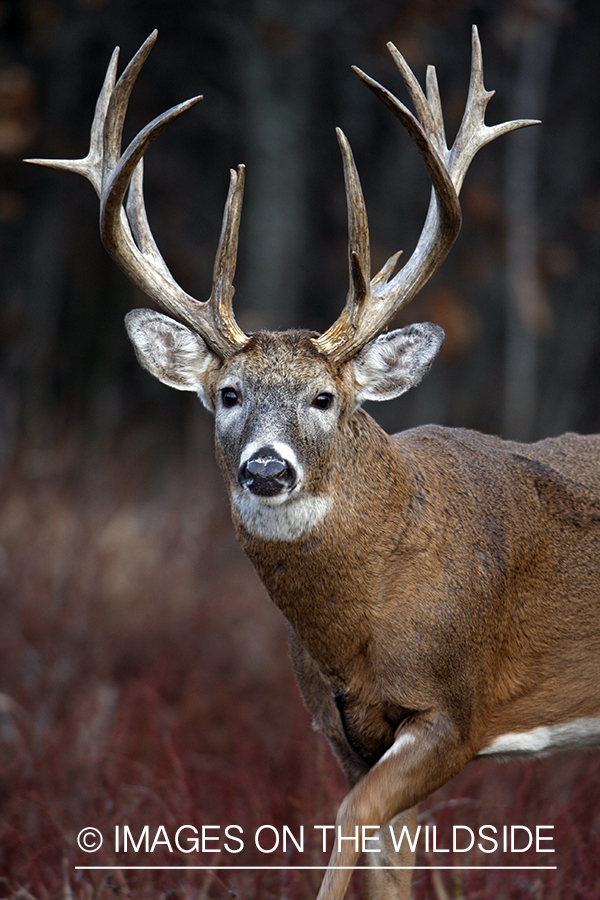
xmin=125 ymin=309 xmax=444 ymax=540
xmin=213 ymin=330 xmax=347 ymax=540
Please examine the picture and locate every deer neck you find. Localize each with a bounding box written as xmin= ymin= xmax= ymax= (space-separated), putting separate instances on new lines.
xmin=230 ymin=410 xmax=418 ymax=678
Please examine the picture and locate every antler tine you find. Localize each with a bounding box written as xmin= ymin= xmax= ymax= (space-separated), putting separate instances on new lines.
xmin=125 ymin=158 xmax=173 ymax=280
xmin=320 ymin=129 xmax=371 ymax=349
xmin=209 ymin=164 xmax=249 ymax=345
xmin=25 ymin=44 xmax=121 ymax=194
xmin=425 ymin=65 xmax=447 ymax=157
xmin=316 ymin=28 xmax=539 ymax=367
xmin=26 ymin=33 xmax=249 ymax=359
xmin=386 ymin=45 xmax=447 ymax=160
xmin=103 ymin=31 xmax=158 ymax=182
xmin=338 ymin=129 xmax=371 ymax=296
xmin=449 ymin=26 xmax=540 ymax=192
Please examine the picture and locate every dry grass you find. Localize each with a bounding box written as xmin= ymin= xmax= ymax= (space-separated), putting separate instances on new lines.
xmin=0 ymin=428 xmax=598 ymax=899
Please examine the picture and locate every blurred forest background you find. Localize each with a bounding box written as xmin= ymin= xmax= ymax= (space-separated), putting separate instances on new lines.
xmin=1 ymin=1 xmax=600 ymax=898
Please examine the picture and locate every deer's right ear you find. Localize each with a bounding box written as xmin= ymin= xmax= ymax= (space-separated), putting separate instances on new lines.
xmin=125 ymin=309 xmax=221 ymax=412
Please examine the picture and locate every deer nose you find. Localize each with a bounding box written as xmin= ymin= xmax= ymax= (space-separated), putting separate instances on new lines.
xmin=237 ymin=447 xmax=296 ymax=497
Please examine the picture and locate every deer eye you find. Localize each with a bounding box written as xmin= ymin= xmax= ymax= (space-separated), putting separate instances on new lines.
xmin=313 ymin=392 xmax=334 ymax=410
xmin=221 ymin=388 xmax=241 ymax=408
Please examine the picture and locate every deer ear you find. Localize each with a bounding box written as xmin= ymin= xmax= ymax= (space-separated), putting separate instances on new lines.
xmin=352 ymin=323 xmax=445 ymax=404
xmin=125 ymin=309 xmax=221 ymax=412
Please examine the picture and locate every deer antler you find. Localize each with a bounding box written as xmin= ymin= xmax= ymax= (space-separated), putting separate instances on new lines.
xmin=26 ymin=28 xmax=538 ymax=366
xmin=25 ymin=31 xmax=249 ymax=358
xmin=316 ymin=26 xmax=540 ymax=365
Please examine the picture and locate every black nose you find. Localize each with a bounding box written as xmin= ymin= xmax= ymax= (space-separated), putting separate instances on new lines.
xmin=237 ymin=447 xmax=296 ymax=496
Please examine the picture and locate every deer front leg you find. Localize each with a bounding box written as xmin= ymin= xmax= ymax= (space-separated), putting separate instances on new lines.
xmin=316 ymin=712 xmax=473 ymax=900
xmin=361 ymin=807 xmax=418 ymax=900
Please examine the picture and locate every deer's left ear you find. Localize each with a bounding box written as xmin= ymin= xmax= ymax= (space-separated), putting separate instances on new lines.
xmin=352 ymin=323 xmax=445 ymax=404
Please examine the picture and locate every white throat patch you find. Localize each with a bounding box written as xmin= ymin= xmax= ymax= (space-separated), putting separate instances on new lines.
xmin=232 ymin=486 xmax=332 ymax=542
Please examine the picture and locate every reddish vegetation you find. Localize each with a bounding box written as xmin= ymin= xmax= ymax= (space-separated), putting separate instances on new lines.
xmin=0 ymin=430 xmax=598 ymax=899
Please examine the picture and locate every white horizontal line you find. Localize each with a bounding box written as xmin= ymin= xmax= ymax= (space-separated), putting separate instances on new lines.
xmin=75 ymin=866 xmax=558 ymax=871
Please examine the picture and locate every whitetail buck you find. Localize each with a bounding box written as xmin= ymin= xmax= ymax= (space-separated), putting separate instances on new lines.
xmin=28 ymin=27 xmax=600 ymax=900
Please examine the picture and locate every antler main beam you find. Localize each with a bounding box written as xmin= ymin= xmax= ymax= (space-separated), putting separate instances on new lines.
xmin=315 ymin=26 xmax=540 ymax=365
xmin=26 ymin=31 xmax=249 ymax=358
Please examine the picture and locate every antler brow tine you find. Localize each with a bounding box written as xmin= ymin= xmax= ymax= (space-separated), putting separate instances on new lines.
xmin=25 ymin=31 xmax=249 ymax=359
